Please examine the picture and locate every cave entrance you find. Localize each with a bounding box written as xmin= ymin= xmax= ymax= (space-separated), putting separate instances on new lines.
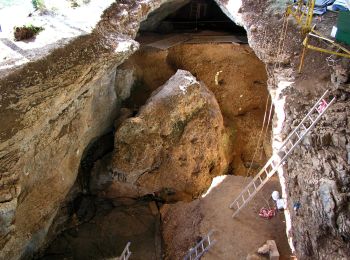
xmin=140 ymin=0 xmax=246 ymax=35
xmin=123 ymin=0 xmax=271 ymax=178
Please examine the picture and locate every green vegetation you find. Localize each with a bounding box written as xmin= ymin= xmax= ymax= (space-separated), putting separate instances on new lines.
xmin=13 ymin=24 xmax=44 ymax=41
xmin=31 ymin=0 xmax=46 ymax=11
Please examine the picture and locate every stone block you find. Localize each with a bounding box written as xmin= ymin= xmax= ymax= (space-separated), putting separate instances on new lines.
xmin=267 ymin=240 xmax=279 ymax=260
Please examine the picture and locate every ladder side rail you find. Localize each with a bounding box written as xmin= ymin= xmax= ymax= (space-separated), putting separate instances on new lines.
xmin=119 ymin=242 xmax=131 ymax=260
xmin=193 ymin=240 xmax=217 ymax=260
xmin=231 ymin=168 xmax=277 ymax=218
xmin=279 ymin=96 xmax=336 ymax=164
xmin=229 ymin=156 xmax=278 ymax=209
xmin=277 ymin=90 xmax=330 ymax=152
xmin=184 ymin=231 xmax=216 ymax=260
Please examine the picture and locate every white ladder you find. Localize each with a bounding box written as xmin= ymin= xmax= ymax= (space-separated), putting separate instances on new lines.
xmin=184 ymin=230 xmax=217 ymax=260
xmin=118 ymin=242 xmax=131 ymax=260
xmin=229 ymin=90 xmax=336 ymax=218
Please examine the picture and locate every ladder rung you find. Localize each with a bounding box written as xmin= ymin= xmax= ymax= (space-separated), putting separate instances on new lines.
xmin=271 ymin=161 xmax=276 ymax=169
xmin=308 ymin=115 xmax=314 ymax=123
xmin=253 ymin=181 xmax=257 ymax=189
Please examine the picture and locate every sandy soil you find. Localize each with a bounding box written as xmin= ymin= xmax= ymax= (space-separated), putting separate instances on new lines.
xmin=161 ymin=175 xmax=293 ymax=260
xmin=120 ymin=41 xmax=271 ymax=177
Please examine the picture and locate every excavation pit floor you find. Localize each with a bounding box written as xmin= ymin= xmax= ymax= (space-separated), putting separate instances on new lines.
xmin=161 ymin=175 xmax=293 ymax=259
xmin=40 ymin=200 xmax=161 ymax=260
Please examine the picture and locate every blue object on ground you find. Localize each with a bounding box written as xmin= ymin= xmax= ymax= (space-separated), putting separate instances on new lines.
xmin=293 ymin=202 xmax=301 ymax=211
xmin=331 ymin=0 xmax=350 ymax=11
xmin=314 ymin=0 xmax=336 ymax=14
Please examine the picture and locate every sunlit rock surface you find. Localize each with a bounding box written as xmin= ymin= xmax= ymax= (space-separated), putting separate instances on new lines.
xmin=111 ymin=70 xmax=228 ymax=197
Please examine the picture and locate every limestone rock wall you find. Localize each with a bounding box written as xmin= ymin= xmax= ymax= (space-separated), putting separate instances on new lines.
xmin=0 ymin=0 xmax=179 ymax=258
xmin=281 ymin=79 xmax=350 ymax=259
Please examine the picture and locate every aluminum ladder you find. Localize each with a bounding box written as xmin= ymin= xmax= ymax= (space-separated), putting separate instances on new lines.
xmin=118 ymin=242 xmax=131 ymax=260
xmin=184 ymin=230 xmax=217 ymax=260
xmin=229 ymin=90 xmax=336 ymax=218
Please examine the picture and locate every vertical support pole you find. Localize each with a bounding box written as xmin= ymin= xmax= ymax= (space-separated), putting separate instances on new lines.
xmin=299 ymin=35 xmax=309 ymax=73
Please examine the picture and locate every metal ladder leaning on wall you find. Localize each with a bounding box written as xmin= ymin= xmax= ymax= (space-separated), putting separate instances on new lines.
xmin=118 ymin=242 xmax=131 ymax=260
xmin=229 ymin=89 xmax=336 ymax=218
xmin=184 ymin=230 xmax=217 ymax=260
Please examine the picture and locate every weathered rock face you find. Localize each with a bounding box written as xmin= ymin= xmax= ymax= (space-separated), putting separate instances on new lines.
xmin=0 ymin=0 xmax=188 ymax=258
xmin=112 ymin=70 xmax=227 ymax=197
xmin=210 ymin=1 xmax=350 ymax=259
xmin=281 ymin=82 xmax=350 ymax=259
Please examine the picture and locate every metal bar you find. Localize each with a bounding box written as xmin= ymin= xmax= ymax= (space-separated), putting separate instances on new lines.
xmin=305 ymin=0 xmax=315 ymax=30
xmin=299 ymin=35 xmax=309 ymax=72
xmin=310 ymin=28 xmax=350 ymax=55
xmin=305 ymin=44 xmax=350 ymax=58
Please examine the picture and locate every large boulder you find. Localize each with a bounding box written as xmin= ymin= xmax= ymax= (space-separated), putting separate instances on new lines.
xmin=111 ymin=70 xmax=228 ymax=198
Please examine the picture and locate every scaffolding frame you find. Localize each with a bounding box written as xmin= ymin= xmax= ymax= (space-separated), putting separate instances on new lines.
xmin=286 ymin=0 xmax=315 ymax=33
xmin=299 ymin=26 xmax=350 ymax=72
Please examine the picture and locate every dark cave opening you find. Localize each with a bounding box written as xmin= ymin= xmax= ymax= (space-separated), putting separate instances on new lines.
xmin=140 ymin=0 xmax=247 ymax=40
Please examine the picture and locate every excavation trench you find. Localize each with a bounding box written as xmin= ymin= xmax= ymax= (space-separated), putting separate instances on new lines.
xmin=39 ymin=40 xmax=291 ymax=259
xmin=38 ymin=1 xmax=289 ymax=258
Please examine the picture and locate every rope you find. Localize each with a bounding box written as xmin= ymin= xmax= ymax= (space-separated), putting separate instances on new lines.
xmin=270 ymin=13 xmax=290 ymax=86
xmin=262 ymin=96 xmax=274 ymax=154
xmin=243 ymin=15 xmax=288 ymax=178
xmin=277 ymin=17 xmax=290 ymax=70
xmin=244 ymin=94 xmax=270 ymax=178
xmin=244 ymin=15 xmax=288 ymax=177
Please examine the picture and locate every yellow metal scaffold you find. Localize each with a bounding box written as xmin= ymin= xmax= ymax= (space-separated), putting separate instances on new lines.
xmin=299 ymin=26 xmax=350 ymax=72
xmin=285 ymin=0 xmax=350 ymax=72
xmin=286 ymin=0 xmax=315 ymax=33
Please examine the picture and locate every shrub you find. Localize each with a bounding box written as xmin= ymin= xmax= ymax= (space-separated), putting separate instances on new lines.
xmin=13 ymin=25 xmax=44 ymax=41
